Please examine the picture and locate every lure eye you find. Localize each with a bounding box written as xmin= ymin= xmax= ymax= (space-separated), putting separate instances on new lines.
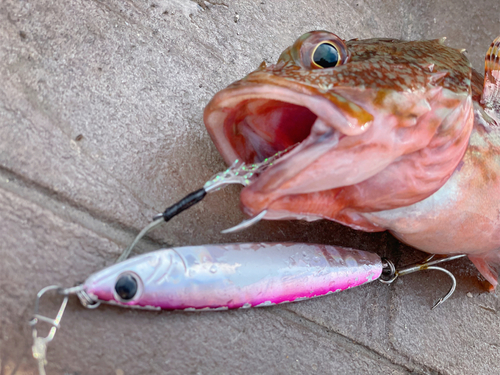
xmin=291 ymin=31 xmax=350 ymax=70
xmin=115 ymin=273 xmax=138 ymax=301
xmin=312 ymin=42 xmax=340 ymax=68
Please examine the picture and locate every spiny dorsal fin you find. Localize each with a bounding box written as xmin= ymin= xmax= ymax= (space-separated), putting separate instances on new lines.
xmin=482 ymin=35 xmax=500 ymax=114
xmin=430 ymin=36 xmax=446 ymax=45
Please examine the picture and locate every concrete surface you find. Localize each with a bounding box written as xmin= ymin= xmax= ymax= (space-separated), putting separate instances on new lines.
xmin=1 ymin=0 xmax=500 ymax=374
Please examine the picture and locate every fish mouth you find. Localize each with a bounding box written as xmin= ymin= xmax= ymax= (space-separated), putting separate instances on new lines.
xmin=206 ymin=92 xmax=318 ymax=165
xmin=203 ymin=76 xmax=375 ymax=219
xmin=204 ymin=76 xmax=373 ymax=166
xmin=204 ymin=72 xmax=473 ymax=224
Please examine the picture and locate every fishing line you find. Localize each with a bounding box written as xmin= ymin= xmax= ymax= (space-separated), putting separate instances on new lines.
xmin=117 ymin=145 xmax=298 ymax=262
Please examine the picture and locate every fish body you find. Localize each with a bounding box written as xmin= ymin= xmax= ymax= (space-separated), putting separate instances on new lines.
xmin=83 ymin=243 xmax=382 ymax=310
xmin=204 ymin=31 xmax=500 ymax=287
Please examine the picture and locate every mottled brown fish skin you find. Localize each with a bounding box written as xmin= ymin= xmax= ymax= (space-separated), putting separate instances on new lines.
xmin=204 ymin=31 xmax=500 ymax=288
xmin=268 ymin=36 xmax=471 ymax=93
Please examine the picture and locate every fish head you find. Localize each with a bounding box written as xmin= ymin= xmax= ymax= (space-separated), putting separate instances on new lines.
xmin=204 ymin=31 xmax=474 ymax=227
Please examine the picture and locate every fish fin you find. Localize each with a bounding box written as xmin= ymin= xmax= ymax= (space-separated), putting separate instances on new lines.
xmin=482 ymin=36 xmax=500 ymax=114
xmin=429 ymin=37 xmax=447 ymax=45
xmin=468 ymin=254 xmax=499 ymax=291
xmin=428 ymin=71 xmax=448 ymax=85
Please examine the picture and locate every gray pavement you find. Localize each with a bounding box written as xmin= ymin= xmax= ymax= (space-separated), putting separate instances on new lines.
xmin=1 ymin=0 xmax=500 ymax=374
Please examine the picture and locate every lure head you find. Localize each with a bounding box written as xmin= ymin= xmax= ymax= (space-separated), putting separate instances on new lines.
xmin=83 ymin=250 xmax=184 ymax=309
xmin=204 ymin=31 xmax=474 ymax=230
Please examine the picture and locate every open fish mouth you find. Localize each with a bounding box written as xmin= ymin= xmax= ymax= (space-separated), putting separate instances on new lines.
xmin=204 ymin=71 xmax=473 ymax=222
xmin=206 ymin=86 xmax=340 ymax=165
xmin=203 ymin=74 xmax=381 ymax=219
xmin=206 ymin=93 xmax=318 ymax=165
xmin=204 ymin=76 xmax=373 ymax=167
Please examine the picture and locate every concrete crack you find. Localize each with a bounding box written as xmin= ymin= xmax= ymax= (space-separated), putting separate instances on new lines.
xmin=271 ymin=308 xmax=440 ymax=375
xmin=0 ymin=165 xmax=167 ymax=257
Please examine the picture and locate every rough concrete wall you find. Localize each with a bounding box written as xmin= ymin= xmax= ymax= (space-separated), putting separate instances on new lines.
xmin=1 ymin=0 xmax=500 ymax=374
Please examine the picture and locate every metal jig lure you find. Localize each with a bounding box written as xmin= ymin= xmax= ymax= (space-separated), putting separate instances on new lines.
xmin=29 ymin=146 xmax=467 ymax=373
xmin=30 ymin=242 xmax=465 ymax=373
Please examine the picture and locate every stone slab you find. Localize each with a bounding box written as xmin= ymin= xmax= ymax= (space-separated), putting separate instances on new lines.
xmin=2 ymin=0 xmax=500 ymax=374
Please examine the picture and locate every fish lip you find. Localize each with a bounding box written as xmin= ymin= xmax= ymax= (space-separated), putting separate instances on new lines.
xmin=204 ymin=74 xmax=372 ymax=165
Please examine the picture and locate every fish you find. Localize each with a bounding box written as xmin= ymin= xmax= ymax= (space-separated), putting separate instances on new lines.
xmin=204 ymin=30 xmax=500 ymax=289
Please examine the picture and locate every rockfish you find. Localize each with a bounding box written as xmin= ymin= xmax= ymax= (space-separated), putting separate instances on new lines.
xmin=204 ymin=31 xmax=500 ymax=288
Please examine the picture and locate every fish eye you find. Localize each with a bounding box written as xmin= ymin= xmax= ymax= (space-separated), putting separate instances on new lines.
xmin=312 ymin=42 xmax=340 ymax=68
xmin=291 ymin=31 xmax=350 ymax=70
xmin=115 ymin=273 xmax=138 ymax=301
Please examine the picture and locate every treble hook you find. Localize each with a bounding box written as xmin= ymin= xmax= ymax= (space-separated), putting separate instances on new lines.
xmin=379 ymin=254 xmax=467 ymax=309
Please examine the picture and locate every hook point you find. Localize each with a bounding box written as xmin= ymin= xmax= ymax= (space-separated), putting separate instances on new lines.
xmin=221 ymin=210 xmax=267 ymax=234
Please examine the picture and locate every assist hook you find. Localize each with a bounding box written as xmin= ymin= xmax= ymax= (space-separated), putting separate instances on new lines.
xmin=118 ymin=146 xmax=297 ymax=262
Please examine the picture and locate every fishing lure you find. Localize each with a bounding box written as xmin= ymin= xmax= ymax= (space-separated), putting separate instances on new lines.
xmin=30 ymin=242 xmax=464 ymax=373
xmin=29 ymin=155 xmax=465 ymax=373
